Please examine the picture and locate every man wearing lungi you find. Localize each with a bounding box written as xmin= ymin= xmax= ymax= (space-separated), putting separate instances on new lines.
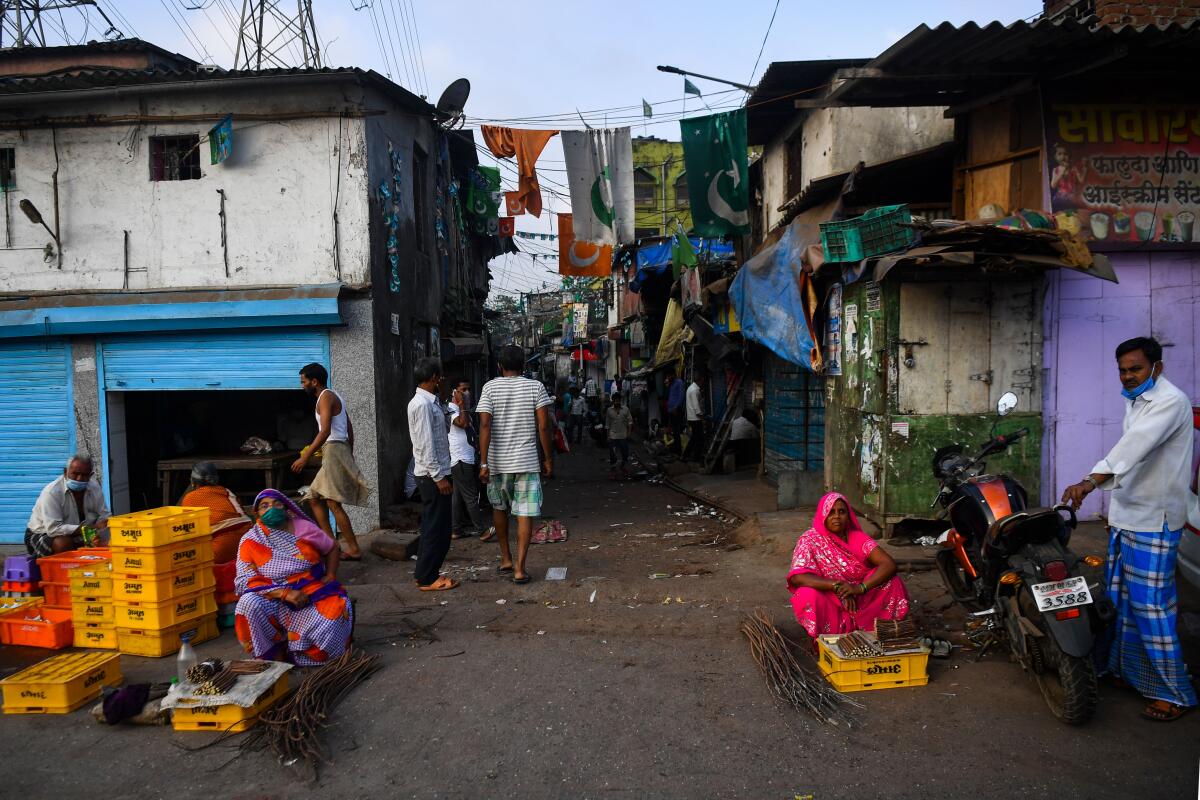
xmin=1062 ymin=336 xmax=1197 ymax=721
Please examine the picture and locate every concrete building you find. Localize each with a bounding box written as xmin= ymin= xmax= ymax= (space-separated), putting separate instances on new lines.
xmin=632 ymin=136 xmax=692 ymax=239
xmin=0 ymin=40 xmax=496 ymax=541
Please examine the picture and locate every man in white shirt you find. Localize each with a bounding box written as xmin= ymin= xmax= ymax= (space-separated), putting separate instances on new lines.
xmin=406 ymin=357 xmax=458 ymax=592
xmin=25 ymin=454 xmax=110 ymax=557
xmin=1061 ymin=336 xmax=1197 ymax=720
xmin=568 ymin=394 xmax=587 ymax=444
xmin=683 ymin=372 xmax=707 ymax=462
xmin=448 ymin=379 xmax=493 ymax=541
xmin=478 ymin=345 xmax=555 ymax=585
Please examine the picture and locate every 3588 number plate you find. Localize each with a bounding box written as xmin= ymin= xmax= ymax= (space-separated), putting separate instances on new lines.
xmin=1030 ymin=575 xmax=1093 ymax=612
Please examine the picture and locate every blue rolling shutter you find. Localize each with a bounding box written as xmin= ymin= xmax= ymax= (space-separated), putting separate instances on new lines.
xmin=100 ymin=329 xmax=330 ymax=390
xmin=0 ymin=341 xmax=72 ymax=543
xmin=764 ymin=353 xmax=825 ymax=480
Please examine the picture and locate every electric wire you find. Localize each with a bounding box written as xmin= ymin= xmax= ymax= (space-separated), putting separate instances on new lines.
xmin=746 ymin=0 xmax=782 ymax=90
xmin=392 ymin=0 xmax=426 ymax=95
xmin=403 ymin=0 xmax=431 ymax=98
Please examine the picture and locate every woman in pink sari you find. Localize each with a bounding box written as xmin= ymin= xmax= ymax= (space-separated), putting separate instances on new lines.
xmin=787 ymin=492 xmax=910 ymax=639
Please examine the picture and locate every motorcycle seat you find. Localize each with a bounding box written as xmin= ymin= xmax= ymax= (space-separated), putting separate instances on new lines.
xmin=985 ymin=508 xmax=1065 ymax=549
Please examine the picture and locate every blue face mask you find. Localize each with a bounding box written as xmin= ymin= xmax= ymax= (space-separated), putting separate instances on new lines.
xmin=1121 ymin=375 xmax=1156 ymax=400
xmin=259 ymin=507 xmax=288 ymax=528
xmin=65 ymin=478 xmax=89 ymax=492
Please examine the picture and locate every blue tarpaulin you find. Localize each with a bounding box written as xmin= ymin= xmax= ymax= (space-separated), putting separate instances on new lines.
xmin=729 ymin=224 xmax=822 ymax=372
xmin=628 ymin=237 xmax=734 ymax=292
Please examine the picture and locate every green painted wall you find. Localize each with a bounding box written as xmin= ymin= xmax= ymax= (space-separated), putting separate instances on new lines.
xmin=632 ymin=137 xmax=692 ymax=237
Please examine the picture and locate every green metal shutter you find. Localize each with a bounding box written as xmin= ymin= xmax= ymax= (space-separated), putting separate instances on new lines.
xmin=0 ymin=341 xmax=73 ymax=544
xmin=99 ymin=329 xmax=331 ymax=390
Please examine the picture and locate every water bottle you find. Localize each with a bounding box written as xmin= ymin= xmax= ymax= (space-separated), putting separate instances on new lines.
xmin=177 ymin=632 xmax=197 ymax=685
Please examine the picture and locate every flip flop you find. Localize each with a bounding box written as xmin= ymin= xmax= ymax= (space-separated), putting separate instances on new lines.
xmin=418 ymin=576 xmax=460 ymax=592
xmin=512 ymin=574 xmax=531 ymax=585
xmin=340 ymin=553 xmax=363 ymax=562
xmin=498 ymin=565 xmax=514 ymax=574
xmin=1141 ymin=701 xmax=1189 ymax=722
xmin=479 ymin=528 xmax=497 ymax=543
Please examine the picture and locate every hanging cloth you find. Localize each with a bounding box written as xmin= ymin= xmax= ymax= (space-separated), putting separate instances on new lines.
xmin=481 ymin=126 xmax=558 ymax=218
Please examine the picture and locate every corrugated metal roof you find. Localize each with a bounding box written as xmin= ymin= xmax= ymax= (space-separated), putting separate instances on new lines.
xmin=811 ymin=17 xmax=1200 ymax=110
xmin=745 ymin=58 xmax=869 ymax=144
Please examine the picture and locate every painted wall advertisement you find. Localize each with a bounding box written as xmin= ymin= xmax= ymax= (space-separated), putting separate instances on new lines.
xmin=1044 ymin=101 xmax=1200 ymax=246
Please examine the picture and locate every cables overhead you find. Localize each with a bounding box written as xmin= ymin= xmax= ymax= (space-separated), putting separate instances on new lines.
xmin=746 ymin=0 xmax=782 ymax=90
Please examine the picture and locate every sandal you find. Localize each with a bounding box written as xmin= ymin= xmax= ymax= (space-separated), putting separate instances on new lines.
xmin=512 ymin=574 xmax=531 ymax=585
xmin=479 ymin=527 xmax=497 ymax=543
xmin=418 ymin=576 xmax=460 ymax=592
xmin=340 ymin=552 xmax=362 ymax=562
xmin=1141 ymin=700 xmax=1189 ymax=722
xmin=498 ymin=564 xmax=514 ymax=574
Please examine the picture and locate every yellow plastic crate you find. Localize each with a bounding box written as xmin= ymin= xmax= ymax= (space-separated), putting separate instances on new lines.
xmin=107 ymin=507 xmax=210 ymax=549
xmin=112 ymin=563 xmax=215 ymax=604
xmin=110 ymin=537 xmax=214 ymax=577
xmin=0 ymin=597 xmax=43 ymax=614
xmin=68 ymin=564 xmax=112 ymax=598
xmin=1 ymin=651 xmax=122 ymax=714
xmin=816 ymin=635 xmax=930 ymax=693
xmin=113 ymin=588 xmax=216 ymax=631
xmin=73 ymin=622 xmax=117 ymax=650
xmin=117 ymin=613 xmax=218 ymax=658
xmin=71 ymin=597 xmax=114 ymax=624
xmin=172 ymin=672 xmax=289 ymax=732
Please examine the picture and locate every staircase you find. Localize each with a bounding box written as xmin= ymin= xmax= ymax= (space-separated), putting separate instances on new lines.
xmin=701 ymin=371 xmax=745 ymax=474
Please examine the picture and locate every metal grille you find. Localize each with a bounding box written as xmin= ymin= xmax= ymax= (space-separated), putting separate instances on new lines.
xmin=150 ymin=135 xmax=201 ymax=182
xmin=763 ymin=353 xmax=824 ymax=479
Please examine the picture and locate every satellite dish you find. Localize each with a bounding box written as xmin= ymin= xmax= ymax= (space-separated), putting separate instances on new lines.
xmin=436 ymin=78 xmax=470 ymax=129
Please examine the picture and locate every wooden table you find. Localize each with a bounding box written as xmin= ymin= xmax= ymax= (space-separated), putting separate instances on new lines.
xmin=157 ymin=452 xmax=301 ymax=506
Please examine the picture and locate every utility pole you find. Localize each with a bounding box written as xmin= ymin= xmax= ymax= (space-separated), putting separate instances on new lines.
xmin=0 ymin=0 xmax=123 ymax=48
xmin=232 ymin=0 xmax=322 ymax=71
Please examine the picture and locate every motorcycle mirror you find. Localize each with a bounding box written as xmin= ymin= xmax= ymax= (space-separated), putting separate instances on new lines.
xmin=996 ymin=391 xmax=1018 ymax=417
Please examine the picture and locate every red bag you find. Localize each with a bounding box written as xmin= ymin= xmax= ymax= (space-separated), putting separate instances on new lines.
xmin=554 ymin=427 xmax=570 ymax=454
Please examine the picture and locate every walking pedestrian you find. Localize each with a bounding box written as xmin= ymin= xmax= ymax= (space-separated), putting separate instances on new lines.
xmin=448 ymin=379 xmax=493 ymax=541
xmin=665 ymin=369 xmax=686 ymax=456
xmin=606 ymin=392 xmax=634 ymax=478
xmin=1061 ymin=336 xmax=1197 ymax=721
xmin=292 ymin=363 xmax=370 ymax=560
xmin=477 ymin=345 xmax=555 ymax=585
xmin=407 ymin=357 xmax=458 ymax=592
xmin=568 ymin=393 xmax=587 ymax=444
xmin=683 ymin=372 xmax=708 ymax=463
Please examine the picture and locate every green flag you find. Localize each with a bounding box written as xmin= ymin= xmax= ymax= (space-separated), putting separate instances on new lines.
xmin=679 ymin=108 xmax=750 ymax=237
xmin=683 ymin=78 xmax=702 ymax=96
xmin=670 ymin=224 xmax=697 ymax=280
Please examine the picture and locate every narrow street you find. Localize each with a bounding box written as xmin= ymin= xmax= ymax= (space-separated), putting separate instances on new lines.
xmin=1 ymin=441 xmax=1195 ymax=799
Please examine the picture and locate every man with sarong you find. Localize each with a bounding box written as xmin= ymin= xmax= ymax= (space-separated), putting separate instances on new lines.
xmin=1062 ymin=336 xmax=1197 ymax=721
xmin=25 ymin=454 xmax=109 ymax=557
xmin=291 ymin=363 xmax=370 ymax=560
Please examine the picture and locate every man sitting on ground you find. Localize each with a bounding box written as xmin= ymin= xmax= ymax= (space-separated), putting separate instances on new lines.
xmin=25 ymin=454 xmax=109 ymax=557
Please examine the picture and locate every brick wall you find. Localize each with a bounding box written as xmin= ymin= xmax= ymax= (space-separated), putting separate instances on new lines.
xmin=1094 ymin=0 xmax=1200 ymax=26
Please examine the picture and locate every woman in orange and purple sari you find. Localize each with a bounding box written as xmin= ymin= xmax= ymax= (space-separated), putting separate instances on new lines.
xmin=234 ymin=489 xmax=352 ymax=666
xmin=786 ymin=492 xmax=911 ymax=639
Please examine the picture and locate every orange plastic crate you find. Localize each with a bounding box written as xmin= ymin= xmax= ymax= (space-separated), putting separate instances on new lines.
xmin=40 ymin=582 xmax=72 ymax=609
xmin=0 ymin=606 xmax=73 ymax=649
xmin=36 ymin=549 xmax=110 ymax=585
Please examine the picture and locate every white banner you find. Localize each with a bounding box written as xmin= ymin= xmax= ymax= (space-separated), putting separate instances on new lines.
xmin=562 ymin=127 xmax=634 ymax=246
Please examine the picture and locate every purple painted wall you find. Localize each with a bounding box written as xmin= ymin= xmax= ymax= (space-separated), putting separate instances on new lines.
xmin=1042 ymin=252 xmax=1200 ymax=518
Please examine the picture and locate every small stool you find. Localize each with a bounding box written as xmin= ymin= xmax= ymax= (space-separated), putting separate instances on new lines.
xmin=4 ymin=555 xmax=39 ymax=583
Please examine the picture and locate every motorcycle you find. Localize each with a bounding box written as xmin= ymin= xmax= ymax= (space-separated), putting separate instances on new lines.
xmin=928 ymin=390 xmax=1114 ymax=725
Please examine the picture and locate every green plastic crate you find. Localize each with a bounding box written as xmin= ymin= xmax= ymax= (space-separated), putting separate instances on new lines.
xmin=820 ymin=204 xmax=915 ymax=263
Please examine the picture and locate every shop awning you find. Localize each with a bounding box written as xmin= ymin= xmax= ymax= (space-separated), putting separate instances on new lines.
xmin=0 ymin=284 xmax=343 ymax=339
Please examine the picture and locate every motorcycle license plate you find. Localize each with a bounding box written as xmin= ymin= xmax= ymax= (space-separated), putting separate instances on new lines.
xmin=1030 ymin=575 xmax=1093 ymax=612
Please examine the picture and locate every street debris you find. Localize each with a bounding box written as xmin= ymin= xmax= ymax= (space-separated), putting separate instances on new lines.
xmin=589 ymin=590 xmax=597 ymax=603
xmin=546 ymin=567 xmax=568 ymax=580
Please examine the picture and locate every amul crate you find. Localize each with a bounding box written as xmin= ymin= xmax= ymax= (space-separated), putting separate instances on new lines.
xmin=0 ymin=597 xmax=42 ymax=615
xmin=68 ymin=564 xmax=112 ymax=598
xmin=71 ymin=597 xmax=115 ymax=625
xmin=819 ymin=204 xmax=915 ymax=263
xmin=816 ymin=635 xmax=929 ymax=693
xmin=112 ymin=563 xmax=215 ymax=604
xmin=0 ymin=606 xmax=73 ymax=648
xmin=172 ymin=672 xmax=289 ymax=732
xmin=117 ymin=613 xmax=218 ymax=658
xmin=73 ymin=622 xmax=117 ymax=650
xmin=107 ymin=507 xmax=209 ymax=549
xmin=113 ymin=588 xmax=216 ymax=631
xmin=110 ymin=536 xmax=214 ymax=577
xmin=1 ymin=651 xmax=122 ymax=714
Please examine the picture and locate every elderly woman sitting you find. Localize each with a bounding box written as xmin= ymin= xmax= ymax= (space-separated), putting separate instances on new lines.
xmin=234 ymin=489 xmax=353 ymax=666
xmin=787 ymin=492 xmax=911 ymax=639
xmin=180 ymin=462 xmax=253 ymax=564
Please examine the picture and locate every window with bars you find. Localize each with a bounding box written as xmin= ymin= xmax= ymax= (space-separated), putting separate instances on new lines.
xmin=0 ymin=148 xmax=14 ymax=190
xmin=634 ymin=168 xmax=657 ymax=207
xmin=674 ymin=172 xmax=689 ymax=208
xmin=149 ymin=135 xmax=202 ymax=181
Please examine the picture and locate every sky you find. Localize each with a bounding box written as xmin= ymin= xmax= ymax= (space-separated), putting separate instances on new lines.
xmin=77 ymin=1 xmax=1043 ymax=296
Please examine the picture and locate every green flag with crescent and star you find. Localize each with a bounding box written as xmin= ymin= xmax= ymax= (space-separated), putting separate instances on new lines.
xmin=679 ymin=109 xmax=750 ymax=237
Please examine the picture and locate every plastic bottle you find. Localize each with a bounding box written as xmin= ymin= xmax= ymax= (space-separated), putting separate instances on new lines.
xmin=177 ymin=632 xmax=197 ymax=685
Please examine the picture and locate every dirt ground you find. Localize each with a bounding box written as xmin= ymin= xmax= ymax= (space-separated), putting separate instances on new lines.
xmin=0 ymin=443 xmax=1197 ymax=799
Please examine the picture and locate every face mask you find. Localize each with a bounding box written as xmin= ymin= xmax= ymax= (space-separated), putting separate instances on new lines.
xmin=1121 ymin=375 xmax=1156 ymax=400
xmin=260 ymin=507 xmax=288 ymax=528
xmin=65 ymin=478 xmax=89 ymax=492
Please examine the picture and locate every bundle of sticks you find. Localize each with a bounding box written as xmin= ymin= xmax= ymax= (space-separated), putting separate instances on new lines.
xmin=835 ymin=630 xmax=883 ymax=659
xmin=188 ymin=659 xmax=272 ymax=696
xmin=740 ymin=608 xmax=860 ymax=727
xmin=875 ymin=618 xmax=921 ymax=652
xmin=241 ymin=648 xmax=381 ymax=774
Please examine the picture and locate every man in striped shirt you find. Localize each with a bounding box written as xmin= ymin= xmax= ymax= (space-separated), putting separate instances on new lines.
xmin=477 ymin=345 xmax=555 ymax=585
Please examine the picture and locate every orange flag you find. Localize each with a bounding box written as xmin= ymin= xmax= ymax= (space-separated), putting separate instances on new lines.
xmin=504 ymin=191 xmax=526 ymax=216
xmin=559 ymin=213 xmax=611 ymax=277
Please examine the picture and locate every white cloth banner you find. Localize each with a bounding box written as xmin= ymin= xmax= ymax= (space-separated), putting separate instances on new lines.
xmin=562 ymin=127 xmax=634 ymax=246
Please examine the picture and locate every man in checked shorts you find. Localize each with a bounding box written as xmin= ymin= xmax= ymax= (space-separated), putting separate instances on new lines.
xmin=477 ymin=345 xmax=555 ymax=585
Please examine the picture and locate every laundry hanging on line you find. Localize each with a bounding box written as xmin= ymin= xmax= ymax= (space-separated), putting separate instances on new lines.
xmin=481 ymin=126 xmax=558 ymax=218
xmin=561 ymin=127 xmax=635 ymax=246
